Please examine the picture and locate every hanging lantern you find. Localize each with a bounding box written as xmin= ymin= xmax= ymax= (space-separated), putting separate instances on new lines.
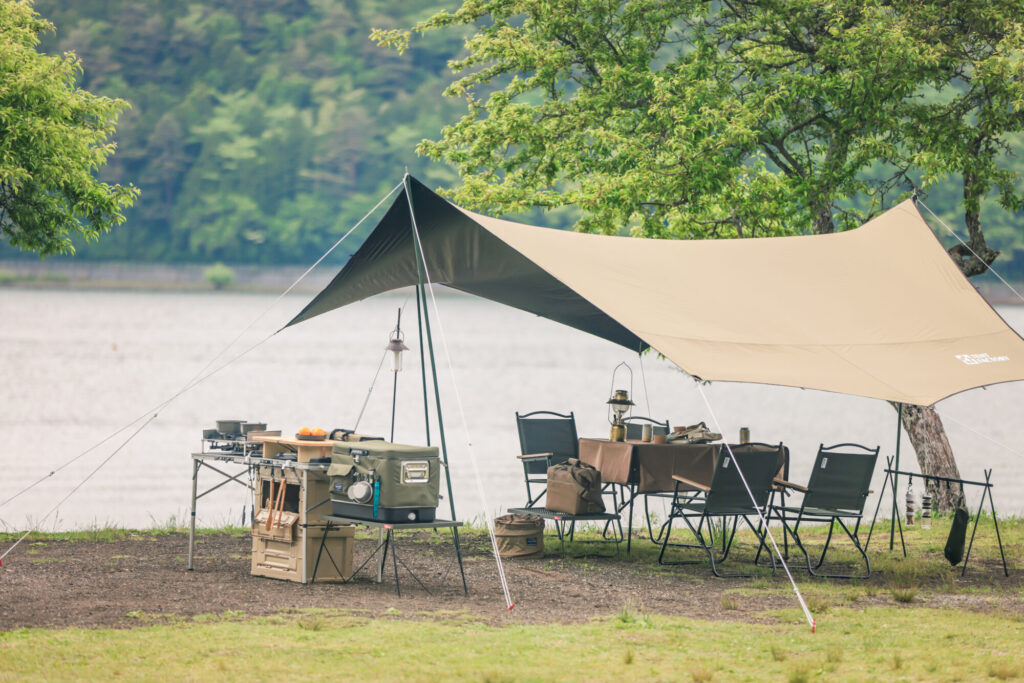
xmin=385 ymin=331 xmax=409 ymax=372
xmin=606 ymin=362 xmax=635 ymax=442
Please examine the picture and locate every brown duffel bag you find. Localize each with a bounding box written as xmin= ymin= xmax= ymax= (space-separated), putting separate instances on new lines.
xmin=494 ymin=513 xmax=545 ymax=558
xmin=546 ymin=458 xmax=605 ymax=515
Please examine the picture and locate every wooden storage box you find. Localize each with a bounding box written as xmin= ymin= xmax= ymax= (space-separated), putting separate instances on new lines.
xmin=251 ymin=523 xmax=354 ymax=583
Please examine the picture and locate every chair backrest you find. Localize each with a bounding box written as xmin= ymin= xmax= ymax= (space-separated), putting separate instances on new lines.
xmin=624 ymin=416 xmax=670 ymax=440
xmin=516 ymin=410 xmax=578 ymax=474
xmin=803 ymin=443 xmax=880 ymax=513
xmin=705 ymin=442 xmax=784 ymax=514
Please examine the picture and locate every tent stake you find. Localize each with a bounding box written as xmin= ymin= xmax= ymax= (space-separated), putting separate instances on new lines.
xmin=890 ymin=403 xmax=903 ymax=551
xmin=405 ymin=175 xmax=458 ymax=522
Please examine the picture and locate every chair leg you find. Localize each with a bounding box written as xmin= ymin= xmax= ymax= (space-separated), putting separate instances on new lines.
xmin=716 ymin=516 xmax=739 ymax=562
xmin=658 ymin=500 xmax=706 ymax=565
xmin=524 ymin=480 xmax=547 ymax=508
xmin=754 ymin=505 xmax=776 ymax=567
xmin=645 ymin=494 xmax=669 ymax=544
xmin=656 ymin=514 xmax=677 ymax=564
xmin=782 ymin=514 xmax=818 ymax=576
xmin=741 ymin=514 xmax=776 ymax=576
xmin=654 ymin=494 xmax=705 ymax=550
xmin=700 ymin=514 xmax=762 ymax=579
xmin=805 ymin=516 xmax=871 ymax=579
xmin=813 ymin=519 xmax=837 ymax=570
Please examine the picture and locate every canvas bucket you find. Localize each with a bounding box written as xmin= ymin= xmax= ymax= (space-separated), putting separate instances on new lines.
xmin=494 ymin=514 xmax=545 ymax=558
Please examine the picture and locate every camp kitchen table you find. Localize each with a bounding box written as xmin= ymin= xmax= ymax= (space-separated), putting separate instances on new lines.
xmin=578 ymin=438 xmax=789 ymax=553
xmin=186 ymin=452 xmax=333 ymax=580
xmin=314 ymin=515 xmax=468 ymax=597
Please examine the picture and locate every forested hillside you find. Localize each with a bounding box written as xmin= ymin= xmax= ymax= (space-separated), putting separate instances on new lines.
xmin=23 ymin=0 xmax=467 ymax=264
xmin=7 ymin=0 xmax=1024 ymax=274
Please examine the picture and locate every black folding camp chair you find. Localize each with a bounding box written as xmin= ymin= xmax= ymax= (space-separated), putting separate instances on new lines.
xmin=515 ymin=410 xmax=579 ymax=508
xmin=657 ymin=443 xmax=782 ymax=577
xmin=623 ymin=416 xmax=670 ymax=441
xmin=769 ymin=443 xmax=880 ymax=579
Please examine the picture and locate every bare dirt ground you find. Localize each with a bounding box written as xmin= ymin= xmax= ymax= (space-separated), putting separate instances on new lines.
xmin=0 ymin=530 xmax=1020 ymax=630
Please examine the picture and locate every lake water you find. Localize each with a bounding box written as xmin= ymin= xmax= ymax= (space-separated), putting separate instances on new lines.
xmin=1 ymin=288 xmax=1022 ymax=531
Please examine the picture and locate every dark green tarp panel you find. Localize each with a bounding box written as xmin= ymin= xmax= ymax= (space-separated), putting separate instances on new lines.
xmin=285 ymin=177 xmax=647 ymax=352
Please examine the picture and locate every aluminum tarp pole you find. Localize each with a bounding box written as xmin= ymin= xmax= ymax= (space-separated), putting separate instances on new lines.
xmin=891 ymin=403 xmax=903 ymax=551
xmin=405 ymin=175 xmax=457 ymax=522
xmin=415 ymin=256 xmax=431 ymax=446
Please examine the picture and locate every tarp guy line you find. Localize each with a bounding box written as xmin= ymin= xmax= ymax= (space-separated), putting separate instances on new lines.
xmin=406 ymin=180 xmax=515 ymax=609
xmin=639 ymin=351 xmax=652 ymax=417
xmin=0 ymin=331 xmax=275 ymax=516
xmin=0 ymin=184 xmax=399 ymax=528
xmin=918 ymin=198 xmax=1024 ymax=308
xmin=353 ymin=294 xmax=413 ymax=432
xmin=695 ymin=382 xmax=816 ymax=631
xmin=1 ymin=415 xmax=158 ymax=562
xmin=937 ymin=409 xmax=1024 ymax=461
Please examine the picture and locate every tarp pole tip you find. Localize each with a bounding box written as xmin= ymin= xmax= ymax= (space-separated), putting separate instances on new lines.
xmin=811 ymin=619 xmax=816 ymax=633
xmin=508 ymin=603 xmax=515 ymax=611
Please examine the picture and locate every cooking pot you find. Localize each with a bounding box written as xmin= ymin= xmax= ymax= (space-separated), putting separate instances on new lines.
xmin=216 ymin=419 xmax=243 ymax=435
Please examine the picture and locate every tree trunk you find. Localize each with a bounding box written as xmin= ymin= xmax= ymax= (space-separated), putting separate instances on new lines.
xmin=811 ymin=201 xmax=835 ymax=235
xmin=896 ymin=403 xmax=966 ymax=514
xmin=947 ymin=167 xmax=1000 ymax=276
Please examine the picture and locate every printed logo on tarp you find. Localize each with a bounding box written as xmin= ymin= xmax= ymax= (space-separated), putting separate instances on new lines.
xmin=955 ymin=353 xmax=1010 ymax=366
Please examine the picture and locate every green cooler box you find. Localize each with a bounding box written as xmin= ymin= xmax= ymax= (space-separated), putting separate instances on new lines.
xmin=328 ymin=441 xmax=440 ymax=522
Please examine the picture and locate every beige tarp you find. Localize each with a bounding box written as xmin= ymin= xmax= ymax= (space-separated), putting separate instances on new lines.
xmin=289 ymin=177 xmax=1024 ymax=406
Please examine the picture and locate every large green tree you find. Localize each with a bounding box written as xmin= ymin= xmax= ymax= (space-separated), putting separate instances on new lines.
xmin=21 ymin=0 xmax=468 ymax=264
xmin=0 ymin=0 xmax=137 ymax=256
xmin=377 ymin=0 xmax=1024 ymax=511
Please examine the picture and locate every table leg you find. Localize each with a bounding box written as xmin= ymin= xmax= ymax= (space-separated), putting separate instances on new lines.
xmin=376 ymin=527 xmax=385 ymax=583
xmin=626 ymin=485 xmax=635 ymax=555
xmin=312 ymin=520 xmax=332 ymax=582
xmin=390 ymin=528 xmax=401 ymax=597
xmin=187 ymin=458 xmax=200 ymax=571
xmin=451 ymin=527 xmax=468 ymax=596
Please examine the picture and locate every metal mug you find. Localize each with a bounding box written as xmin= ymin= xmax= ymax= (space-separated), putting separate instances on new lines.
xmin=641 ymin=423 xmax=653 ymax=442
xmin=739 ymin=427 xmax=750 ymax=444
xmin=610 ymin=423 xmax=625 ymax=442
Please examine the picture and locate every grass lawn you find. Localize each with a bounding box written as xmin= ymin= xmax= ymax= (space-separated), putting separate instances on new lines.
xmin=1 ymin=517 xmax=1022 ymax=681
xmin=1 ymin=605 xmax=1022 ymax=681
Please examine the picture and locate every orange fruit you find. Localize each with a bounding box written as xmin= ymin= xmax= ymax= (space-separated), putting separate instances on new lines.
xmin=312 ymin=427 xmax=326 ymax=436
xmin=298 ymin=426 xmax=312 ymax=436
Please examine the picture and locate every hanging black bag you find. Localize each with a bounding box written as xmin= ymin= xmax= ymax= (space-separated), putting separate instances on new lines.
xmin=944 ymin=506 xmax=969 ymax=566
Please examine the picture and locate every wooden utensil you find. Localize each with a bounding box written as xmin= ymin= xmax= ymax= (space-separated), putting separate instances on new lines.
xmin=264 ymin=479 xmax=276 ymax=531
xmin=273 ymin=478 xmax=287 ymax=529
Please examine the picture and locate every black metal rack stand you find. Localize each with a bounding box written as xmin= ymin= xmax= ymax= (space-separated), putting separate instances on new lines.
xmin=313 ymin=515 xmax=468 ymax=597
xmin=865 ymin=456 xmax=1008 ymax=576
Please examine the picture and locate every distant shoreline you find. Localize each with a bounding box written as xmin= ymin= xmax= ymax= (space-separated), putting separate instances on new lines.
xmin=1 ymin=258 xmax=1021 ymax=304
xmin=0 ymin=259 xmax=336 ymax=295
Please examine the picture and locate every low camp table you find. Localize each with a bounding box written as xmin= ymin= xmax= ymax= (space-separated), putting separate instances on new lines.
xmin=314 ymin=515 xmax=468 ymax=597
xmin=579 ymin=439 xmax=789 ymax=553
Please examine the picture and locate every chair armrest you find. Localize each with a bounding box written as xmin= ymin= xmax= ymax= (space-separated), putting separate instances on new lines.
xmin=516 ymin=452 xmax=554 ymax=461
xmin=671 ymin=474 xmax=710 ymax=492
xmin=773 ymin=478 xmax=808 ymax=493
